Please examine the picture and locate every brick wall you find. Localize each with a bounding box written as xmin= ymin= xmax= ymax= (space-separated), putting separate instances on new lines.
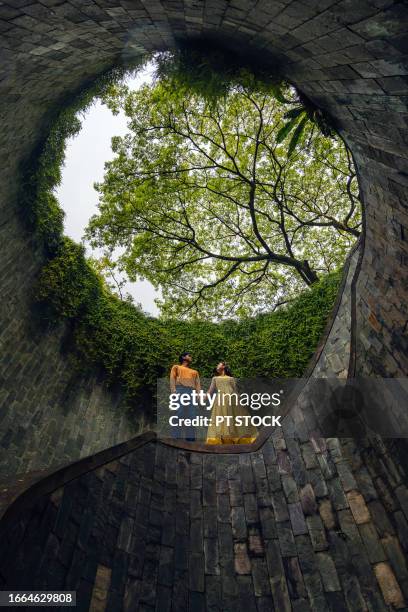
xmin=0 ymin=1 xmax=407 ymax=477
xmin=0 ymin=216 xmax=152 ymax=478
xmin=2 ymin=425 xmax=408 ymax=610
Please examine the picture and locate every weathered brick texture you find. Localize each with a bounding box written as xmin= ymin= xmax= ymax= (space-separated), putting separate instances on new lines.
xmin=1 ymin=0 xmax=407 ymax=477
xmin=0 ymin=3 xmax=408 ymax=608
xmin=2 ymin=430 xmax=408 ymax=610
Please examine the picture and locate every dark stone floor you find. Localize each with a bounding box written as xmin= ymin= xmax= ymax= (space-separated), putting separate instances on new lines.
xmin=1 ymin=431 xmax=408 ymax=611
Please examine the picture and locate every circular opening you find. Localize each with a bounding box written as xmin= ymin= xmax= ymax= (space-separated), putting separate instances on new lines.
xmin=26 ymin=47 xmax=362 ymax=449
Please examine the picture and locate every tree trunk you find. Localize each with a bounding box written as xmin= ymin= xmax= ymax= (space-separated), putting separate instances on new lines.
xmin=298 ymin=260 xmax=319 ymax=286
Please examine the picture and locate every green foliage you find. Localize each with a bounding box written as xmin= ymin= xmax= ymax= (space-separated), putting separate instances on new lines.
xmin=23 ymin=55 xmax=346 ymax=409
xmin=35 ymin=237 xmax=103 ymax=320
xmin=91 ymin=76 xmax=359 ymax=318
xmin=277 ymin=95 xmax=335 ymax=156
xmin=163 ymin=270 xmax=342 ymax=380
xmin=153 ymin=42 xmax=288 ymax=103
xmin=20 ymin=65 xmax=140 ymax=254
xmin=36 ymin=242 xmax=342 ymax=405
xmin=153 ymin=42 xmax=334 ymax=155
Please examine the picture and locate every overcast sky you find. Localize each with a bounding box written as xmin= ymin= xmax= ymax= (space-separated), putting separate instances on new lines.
xmin=55 ymin=62 xmax=160 ymax=316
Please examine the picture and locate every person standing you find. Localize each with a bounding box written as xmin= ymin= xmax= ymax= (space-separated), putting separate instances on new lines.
xmin=169 ymin=352 xmax=201 ymax=441
xmin=206 ymin=361 xmax=258 ymax=444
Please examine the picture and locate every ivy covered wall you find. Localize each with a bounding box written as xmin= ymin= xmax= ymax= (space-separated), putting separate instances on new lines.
xmin=25 ymin=64 xmax=342 ymax=410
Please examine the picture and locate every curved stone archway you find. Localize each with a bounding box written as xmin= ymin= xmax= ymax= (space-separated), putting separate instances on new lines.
xmin=0 ymin=2 xmax=408 ymax=610
xmin=1 ymin=0 xmax=407 ymax=475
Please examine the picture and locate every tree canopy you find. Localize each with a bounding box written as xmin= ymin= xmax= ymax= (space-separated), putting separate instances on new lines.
xmin=86 ymin=70 xmax=361 ymax=319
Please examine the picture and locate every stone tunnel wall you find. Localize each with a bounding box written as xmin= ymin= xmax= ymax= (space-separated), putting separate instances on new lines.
xmin=272 ymin=4 xmax=408 ymax=377
xmin=0 ymin=210 xmax=152 ymax=479
xmin=3 ymin=426 xmax=408 ymax=610
xmin=0 ymin=287 xmax=151 ymax=479
xmin=311 ymin=246 xmax=359 ymax=380
xmin=0 ymin=1 xmax=407 ymax=478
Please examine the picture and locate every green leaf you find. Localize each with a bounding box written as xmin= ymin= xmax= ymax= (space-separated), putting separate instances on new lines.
xmin=283 ymin=106 xmax=305 ymax=120
xmin=269 ymin=84 xmax=292 ymax=104
xmin=276 ymin=114 xmax=302 ymax=143
xmin=287 ymin=114 xmax=310 ymax=156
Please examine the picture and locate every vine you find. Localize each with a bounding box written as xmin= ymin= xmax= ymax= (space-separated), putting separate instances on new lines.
xmin=22 ymin=54 xmax=342 ymax=409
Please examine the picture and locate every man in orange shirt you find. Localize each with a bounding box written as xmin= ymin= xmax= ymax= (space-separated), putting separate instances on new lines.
xmin=169 ymin=352 xmax=201 ymax=441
